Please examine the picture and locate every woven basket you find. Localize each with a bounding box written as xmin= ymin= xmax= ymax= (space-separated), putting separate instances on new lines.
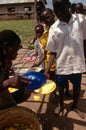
xmin=0 ymin=106 xmax=41 ymax=130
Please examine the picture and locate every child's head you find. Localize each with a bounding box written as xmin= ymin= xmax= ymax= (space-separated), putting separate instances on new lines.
xmin=36 ymin=1 xmax=45 ymax=22
xmin=75 ymin=3 xmax=84 ymax=14
xmin=36 ymin=1 xmax=45 ymax=15
xmin=41 ymin=8 xmax=55 ymax=27
xmin=0 ymin=30 xmax=21 ymax=61
xmin=35 ymin=24 xmax=44 ymax=38
xmin=52 ymin=0 xmax=70 ymax=21
xmin=69 ymin=3 xmax=76 ymax=14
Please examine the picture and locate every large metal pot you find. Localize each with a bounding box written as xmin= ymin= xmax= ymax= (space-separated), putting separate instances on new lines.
xmin=0 ymin=106 xmax=41 ymax=130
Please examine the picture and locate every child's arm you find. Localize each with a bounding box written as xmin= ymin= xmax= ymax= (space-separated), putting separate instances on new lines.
xmin=44 ymin=52 xmax=56 ymax=76
xmin=32 ymin=53 xmax=45 ymax=67
xmin=83 ymin=39 xmax=86 ymax=62
xmin=32 ymin=43 xmax=45 ymax=67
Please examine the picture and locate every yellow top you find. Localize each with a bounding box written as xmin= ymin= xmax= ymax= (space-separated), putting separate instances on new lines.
xmin=39 ymin=29 xmax=48 ymax=50
xmin=39 ymin=30 xmax=56 ymax=71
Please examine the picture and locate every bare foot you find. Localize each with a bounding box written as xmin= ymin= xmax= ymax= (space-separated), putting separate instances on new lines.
xmin=73 ymin=108 xmax=85 ymax=119
xmin=70 ymin=105 xmax=85 ymax=119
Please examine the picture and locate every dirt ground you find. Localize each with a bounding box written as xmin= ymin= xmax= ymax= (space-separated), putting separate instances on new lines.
xmin=13 ymin=47 xmax=86 ymax=130
xmin=18 ymin=74 xmax=86 ymax=130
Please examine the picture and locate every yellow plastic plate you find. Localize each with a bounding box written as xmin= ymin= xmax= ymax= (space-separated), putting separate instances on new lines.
xmin=34 ymin=80 xmax=56 ymax=94
xmin=8 ymin=88 xmax=18 ymax=93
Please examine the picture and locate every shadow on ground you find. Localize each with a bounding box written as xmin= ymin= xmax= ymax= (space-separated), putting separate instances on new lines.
xmin=11 ymin=89 xmax=31 ymax=103
xmin=37 ymin=89 xmax=86 ymax=130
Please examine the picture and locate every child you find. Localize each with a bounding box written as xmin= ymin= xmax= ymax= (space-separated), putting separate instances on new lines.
xmin=69 ymin=3 xmax=76 ymax=14
xmin=33 ymin=8 xmax=58 ymax=103
xmin=0 ymin=30 xmax=30 ymax=110
xmin=40 ymin=8 xmax=56 ymax=78
xmin=75 ymin=2 xmax=84 ymax=14
xmin=33 ymin=8 xmax=56 ymax=78
xmin=36 ymin=1 xmax=45 ymax=24
xmin=31 ymin=24 xmax=45 ymax=72
xmin=45 ymin=0 xmax=86 ymax=118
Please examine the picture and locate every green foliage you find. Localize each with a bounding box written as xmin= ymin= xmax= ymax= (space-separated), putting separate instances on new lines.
xmin=0 ymin=20 xmax=35 ymax=43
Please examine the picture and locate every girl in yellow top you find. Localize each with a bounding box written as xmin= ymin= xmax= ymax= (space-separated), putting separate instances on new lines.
xmin=32 ymin=8 xmax=57 ymax=102
xmin=41 ymin=8 xmax=56 ymax=81
xmin=32 ymin=8 xmax=56 ymax=81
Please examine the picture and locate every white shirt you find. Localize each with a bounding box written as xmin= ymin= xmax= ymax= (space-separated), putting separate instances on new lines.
xmin=34 ymin=38 xmax=45 ymax=70
xmin=46 ymin=14 xmax=86 ymax=75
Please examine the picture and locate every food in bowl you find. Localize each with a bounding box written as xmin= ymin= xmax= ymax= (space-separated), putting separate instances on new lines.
xmin=0 ymin=107 xmax=40 ymax=130
xmin=4 ymin=123 xmax=35 ymax=130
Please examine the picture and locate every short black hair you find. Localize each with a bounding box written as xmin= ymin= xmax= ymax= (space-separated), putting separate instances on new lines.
xmin=36 ymin=1 xmax=45 ymax=12
xmin=41 ymin=8 xmax=54 ymax=20
xmin=0 ymin=30 xmax=21 ymax=48
xmin=52 ymin=0 xmax=70 ymax=8
xmin=52 ymin=0 xmax=69 ymax=5
xmin=52 ymin=0 xmax=70 ymax=14
xmin=35 ymin=24 xmax=44 ymax=32
xmin=76 ymin=2 xmax=84 ymax=13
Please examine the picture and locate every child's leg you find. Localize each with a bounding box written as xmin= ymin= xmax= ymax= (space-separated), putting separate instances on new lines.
xmin=54 ymin=75 xmax=67 ymax=115
xmin=70 ymin=74 xmax=85 ymax=118
xmin=58 ymin=86 xmax=64 ymax=111
xmin=70 ymin=74 xmax=81 ymax=109
xmin=65 ymin=81 xmax=73 ymax=99
xmin=72 ymin=85 xmax=81 ymax=109
xmin=54 ymin=86 xmax=64 ymax=115
xmin=72 ymin=85 xmax=85 ymax=118
xmin=65 ymin=81 xmax=69 ymax=93
xmin=49 ymin=71 xmax=58 ymax=103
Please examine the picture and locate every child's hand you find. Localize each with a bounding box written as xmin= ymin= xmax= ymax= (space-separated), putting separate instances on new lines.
xmin=44 ymin=69 xmax=49 ymax=79
xmin=44 ymin=72 xmax=49 ymax=79
xmin=31 ymin=63 xmax=39 ymax=68
xmin=23 ymin=56 xmax=36 ymax=63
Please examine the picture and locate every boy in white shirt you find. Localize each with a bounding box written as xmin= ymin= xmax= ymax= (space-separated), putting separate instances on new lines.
xmin=45 ymin=0 xmax=86 ymax=118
